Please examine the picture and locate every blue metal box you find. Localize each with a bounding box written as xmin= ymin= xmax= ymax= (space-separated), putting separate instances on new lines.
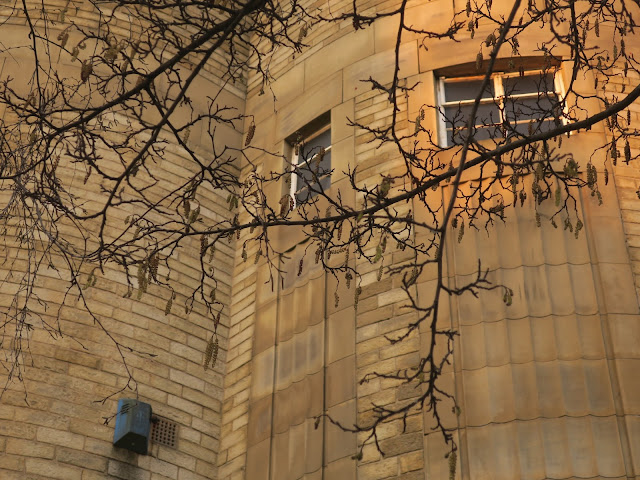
xmin=113 ymin=399 xmax=152 ymax=454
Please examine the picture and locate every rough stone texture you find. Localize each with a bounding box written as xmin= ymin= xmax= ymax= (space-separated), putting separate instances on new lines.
xmin=0 ymin=3 xmax=240 ymax=480
xmin=2 ymin=1 xmax=640 ymax=480
xmin=230 ymin=1 xmax=640 ymax=478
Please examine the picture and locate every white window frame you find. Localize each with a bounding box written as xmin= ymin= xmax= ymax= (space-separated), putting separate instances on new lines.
xmin=437 ymin=69 xmax=566 ymax=147
xmin=290 ymin=122 xmax=332 ymax=206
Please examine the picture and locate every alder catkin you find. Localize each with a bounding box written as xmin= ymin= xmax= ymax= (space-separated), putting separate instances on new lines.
xmin=81 ymin=61 xmax=93 ymax=83
xmin=575 ymin=219 xmax=583 ymax=239
xmin=245 ymin=122 xmax=255 ymax=146
xmin=58 ymin=31 xmax=69 ymax=48
xmin=211 ymin=337 xmax=219 ymax=369
xmin=298 ymin=24 xmax=308 ymax=42
xmin=137 ymin=263 xmax=147 ymax=298
xmin=354 ymin=286 xmax=362 ymax=310
xmin=149 ymin=254 xmax=159 ymax=281
xmin=448 ymin=451 xmax=457 ymax=480
xmin=201 ymin=236 xmax=208 ymax=255
xmin=625 ymin=139 xmax=631 ymax=164
xmin=204 ymin=336 xmax=219 ymax=371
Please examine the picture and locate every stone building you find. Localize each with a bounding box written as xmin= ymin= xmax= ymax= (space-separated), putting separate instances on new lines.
xmin=0 ymin=0 xmax=639 ymax=480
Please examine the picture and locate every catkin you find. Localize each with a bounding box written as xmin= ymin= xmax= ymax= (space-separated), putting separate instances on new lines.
xmin=137 ymin=263 xmax=147 ymax=298
xmin=149 ymin=254 xmax=159 ymax=281
xmin=81 ymin=61 xmax=93 ymax=83
xmin=201 ymin=236 xmax=208 ymax=255
xmin=448 ymin=451 xmax=457 ymax=480
xmin=625 ymin=139 xmax=631 ymax=164
xmin=575 ymin=219 xmax=583 ymax=239
xmin=211 ymin=338 xmax=219 ymax=369
xmin=204 ymin=336 xmax=219 ymax=371
xmin=58 ymin=31 xmax=69 ymax=48
xmin=245 ymin=122 xmax=255 ymax=146
xmin=519 ymin=189 xmax=527 ymax=207
xmin=298 ymin=24 xmax=308 ymax=42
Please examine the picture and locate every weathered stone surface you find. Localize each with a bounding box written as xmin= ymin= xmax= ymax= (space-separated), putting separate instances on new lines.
xmin=247 ymin=394 xmax=272 ymax=446
xmin=326 ymin=355 xmax=356 ymax=408
xmin=4 ymin=3 xmax=640 ymax=480
xmin=324 ymin=400 xmax=357 ymax=464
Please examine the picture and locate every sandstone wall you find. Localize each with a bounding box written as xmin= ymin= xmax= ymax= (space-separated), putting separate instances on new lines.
xmin=1 ymin=0 xmax=639 ymax=479
xmin=221 ymin=0 xmax=640 ymax=479
xmin=0 ymin=3 xmax=244 ymax=479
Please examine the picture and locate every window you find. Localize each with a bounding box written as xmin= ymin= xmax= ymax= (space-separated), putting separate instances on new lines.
xmin=438 ymin=69 xmax=565 ymax=146
xmin=289 ymin=114 xmax=331 ymax=205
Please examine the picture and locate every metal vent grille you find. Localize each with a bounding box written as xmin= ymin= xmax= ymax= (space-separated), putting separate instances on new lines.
xmin=151 ymin=417 xmax=178 ymax=448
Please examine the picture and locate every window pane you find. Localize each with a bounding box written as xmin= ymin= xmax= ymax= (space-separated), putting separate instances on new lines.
xmin=295 ymin=186 xmax=311 ymax=205
xmin=290 ymin=117 xmax=332 ymax=204
xmin=295 ymin=174 xmax=331 ymax=204
xmin=319 ymin=149 xmax=331 ymax=173
xmin=318 ymin=174 xmax=331 ymax=192
xmin=440 ymin=71 xmax=562 ymax=146
xmin=447 ymin=125 xmax=502 ymax=145
xmin=294 ymin=126 xmax=331 ymax=204
xmin=509 ymin=119 xmax=558 ymax=137
xmin=504 ymin=95 xmax=558 ymax=122
xmin=444 ymin=102 xmax=500 ymax=127
xmin=503 ymin=72 xmax=555 ymax=96
xmin=295 ymin=163 xmax=315 ymax=185
xmin=296 ymin=157 xmax=330 ymax=183
xmin=444 ymin=79 xmax=494 ymax=102
xmin=300 ymin=129 xmax=331 ymax=159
